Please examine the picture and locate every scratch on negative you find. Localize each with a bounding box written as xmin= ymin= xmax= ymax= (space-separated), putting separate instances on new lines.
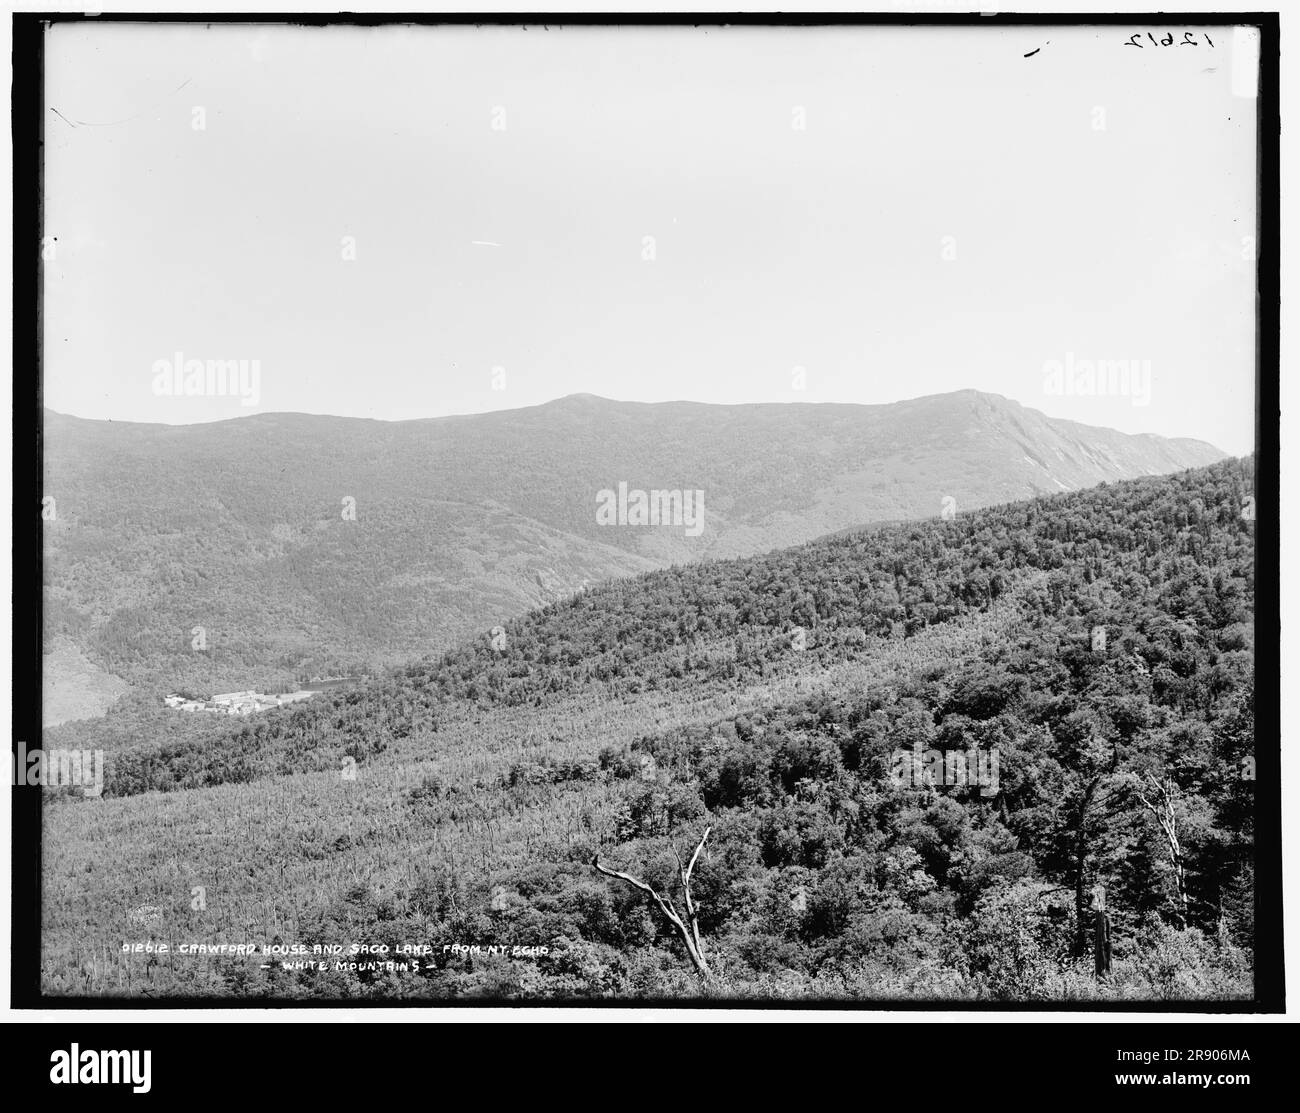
xmin=50 ymin=78 xmax=193 ymax=128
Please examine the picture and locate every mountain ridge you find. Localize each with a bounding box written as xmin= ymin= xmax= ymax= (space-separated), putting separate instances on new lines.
xmin=42 ymin=390 xmax=1226 ymax=711
xmin=43 ymin=388 xmax=1226 ymax=452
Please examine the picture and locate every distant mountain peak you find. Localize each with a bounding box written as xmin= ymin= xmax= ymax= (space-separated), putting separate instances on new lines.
xmin=548 ymin=392 xmax=612 ymax=405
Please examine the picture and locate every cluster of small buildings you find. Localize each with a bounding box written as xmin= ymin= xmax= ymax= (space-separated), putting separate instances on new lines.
xmin=163 ymin=689 xmax=318 ymax=717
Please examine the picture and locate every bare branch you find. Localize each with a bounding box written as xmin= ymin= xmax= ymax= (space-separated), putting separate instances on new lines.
xmin=1129 ymin=774 xmax=1188 ymax=926
xmin=592 ymin=855 xmax=686 ymax=933
xmin=592 ymin=828 xmax=713 ymax=979
xmin=684 ymin=826 xmax=711 ymax=889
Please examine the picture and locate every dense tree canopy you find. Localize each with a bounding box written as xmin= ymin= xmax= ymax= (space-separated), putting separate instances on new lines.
xmin=42 ymin=457 xmax=1256 ymax=1000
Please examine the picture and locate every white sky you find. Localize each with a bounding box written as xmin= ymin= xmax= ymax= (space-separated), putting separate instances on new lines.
xmin=43 ymin=22 xmax=1258 ymax=454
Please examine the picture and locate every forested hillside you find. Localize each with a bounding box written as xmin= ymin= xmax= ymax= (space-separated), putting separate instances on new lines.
xmin=42 ymin=391 xmax=1223 ymax=705
xmin=42 ymin=457 xmax=1255 ymax=1001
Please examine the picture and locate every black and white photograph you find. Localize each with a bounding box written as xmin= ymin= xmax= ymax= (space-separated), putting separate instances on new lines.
xmin=11 ymin=6 xmax=1283 ymax=1045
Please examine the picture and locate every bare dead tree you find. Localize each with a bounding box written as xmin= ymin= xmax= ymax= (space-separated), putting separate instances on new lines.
xmin=1092 ymin=883 xmax=1113 ymax=978
xmin=593 ymin=826 xmax=712 ymax=978
xmin=1133 ymin=773 xmax=1189 ymax=927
